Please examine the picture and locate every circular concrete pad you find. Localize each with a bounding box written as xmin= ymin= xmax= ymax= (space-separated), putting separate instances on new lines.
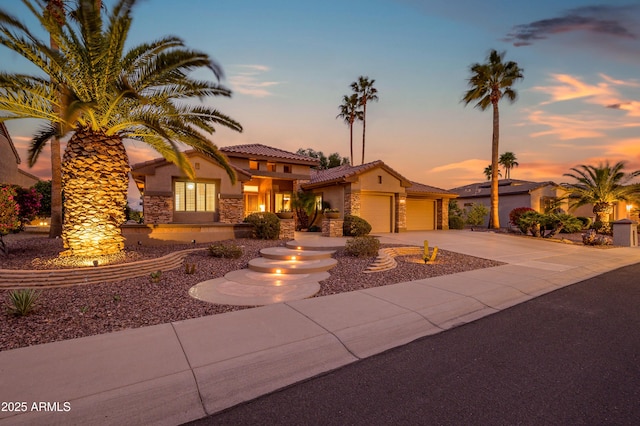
xmin=189 ymin=277 xmax=321 ymax=306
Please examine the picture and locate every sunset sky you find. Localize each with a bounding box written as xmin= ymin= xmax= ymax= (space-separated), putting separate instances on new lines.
xmin=2 ymin=0 xmax=640 ymax=194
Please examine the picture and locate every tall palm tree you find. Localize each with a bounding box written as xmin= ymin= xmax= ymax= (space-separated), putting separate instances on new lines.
xmin=351 ymin=76 xmax=378 ymax=165
xmin=563 ymin=161 xmax=640 ymax=226
xmin=462 ymin=49 xmax=523 ymax=229
xmin=0 ymin=0 xmax=241 ymax=257
xmin=336 ymin=93 xmax=362 ymax=166
xmin=483 ymin=164 xmax=501 ymax=181
xmin=499 ymin=151 xmax=519 ymax=179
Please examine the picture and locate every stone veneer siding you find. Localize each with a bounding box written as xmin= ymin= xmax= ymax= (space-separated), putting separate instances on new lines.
xmin=279 ymin=218 xmax=295 ymax=239
xmin=219 ymin=195 xmax=244 ymax=224
xmin=322 ymin=218 xmax=344 ymax=237
xmin=344 ymin=190 xmax=361 ymax=216
xmin=143 ymin=194 xmax=172 ymax=224
xmin=437 ymin=199 xmax=449 ymax=230
xmin=396 ymin=195 xmax=407 ymax=232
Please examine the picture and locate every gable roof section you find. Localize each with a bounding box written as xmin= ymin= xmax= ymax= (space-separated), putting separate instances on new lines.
xmin=407 ymin=181 xmax=457 ymax=197
xmin=450 ymin=179 xmax=558 ymax=198
xmin=131 ymin=150 xmax=252 ymax=180
xmin=220 ymin=144 xmax=319 ymax=166
xmin=0 ymin=122 xmax=21 ymax=164
xmin=303 ymin=160 xmax=413 ymax=189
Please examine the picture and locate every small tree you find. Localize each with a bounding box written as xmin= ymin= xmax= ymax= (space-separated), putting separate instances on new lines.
xmin=12 ymin=186 xmax=42 ymax=228
xmin=33 ymin=180 xmax=52 ymax=218
xmin=0 ymin=185 xmax=21 ymax=255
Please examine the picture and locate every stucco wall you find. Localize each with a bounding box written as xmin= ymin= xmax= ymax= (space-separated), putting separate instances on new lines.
xmin=352 ymin=168 xmax=406 ymax=193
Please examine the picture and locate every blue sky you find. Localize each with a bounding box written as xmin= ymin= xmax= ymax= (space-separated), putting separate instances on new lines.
xmin=2 ymin=0 xmax=640 ymax=191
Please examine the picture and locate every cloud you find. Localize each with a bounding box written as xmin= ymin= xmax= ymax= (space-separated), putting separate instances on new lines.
xmin=228 ymin=64 xmax=281 ymax=98
xmin=527 ymin=109 xmax=640 ymax=140
xmin=430 ymin=158 xmax=488 ymax=173
xmin=504 ymin=5 xmax=639 ymax=46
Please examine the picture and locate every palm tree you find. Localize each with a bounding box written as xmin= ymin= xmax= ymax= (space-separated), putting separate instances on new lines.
xmin=483 ymin=164 xmax=501 ymax=181
xmin=336 ymin=93 xmax=362 ymax=166
xmin=351 ymin=76 xmax=378 ymax=165
xmin=499 ymin=151 xmax=519 ymax=179
xmin=0 ymin=0 xmax=241 ymax=257
xmin=462 ymin=49 xmax=523 ymax=228
xmin=563 ymin=161 xmax=640 ymax=226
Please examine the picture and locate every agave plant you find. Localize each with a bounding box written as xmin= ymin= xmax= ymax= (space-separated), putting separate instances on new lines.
xmin=0 ymin=0 xmax=241 ymax=257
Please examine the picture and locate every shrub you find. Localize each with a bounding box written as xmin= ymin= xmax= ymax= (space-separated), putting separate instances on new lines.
xmin=7 ymin=289 xmax=41 ymax=316
xmin=344 ymin=236 xmax=380 ymax=257
xmin=576 ymin=217 xmax=592 ymax=230
xmin=449 ymin=215 xmax=465 ymax=229
xmin=543 ymin=213 xmax=584 ymax=237
xmin=517 ymin=211 xmax=544 ymax=237
xmin=509 ymin=207 xmax=535 ymax=232
xmin=208 ymin=242 xmax=243 ymax=259
xmin=464 ymin=203 xmax=489 ymax=226
xmin=591 ymin=220 xmax=612 ymax=235
xmin=244 ymin=212 xmax=281 ymax=239
xmin=582 ymin=229 xmax=612 ymax=246
xmin=343 ymin=215 xmax=372 ymax=236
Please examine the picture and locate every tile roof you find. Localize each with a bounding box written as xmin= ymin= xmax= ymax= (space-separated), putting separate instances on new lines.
xmin=450 ymin=179 xmax=558 ymax=198
xmin=407 ymin=181 xmax=456 ymax=196
xmin=220 ymin=144 xmax=319 ymax=165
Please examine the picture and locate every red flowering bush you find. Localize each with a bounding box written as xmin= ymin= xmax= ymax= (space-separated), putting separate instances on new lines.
xmin=509 ymin=207 xmax=535 ymax=233
xmin=0 ymin=184 xmax=21 ymax=255
xmin=12 ymin=185 xmax=42 ymax=227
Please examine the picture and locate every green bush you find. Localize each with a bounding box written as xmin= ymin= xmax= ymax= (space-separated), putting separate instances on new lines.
xmin=244 ymin=212 xmax=281 ymax=239
xmin=343 ymin=215 xmax=372 ymax=236
xmin=208 ymin=242 xmax=243 ymax=258
xmin=465 ymin=203 xmax=489 ymax=226
xmin=448 ymin=215 xmax=464 ymax=229
xmin=509 ymin=207 xmax=536 ymax=232
xmin=344 ymin=236 xmax=380 ymax=257
xmin=576 ymin=216 xmax=592 ymax=229
xmin=7 ymin=289 xmax=40 ymax=316
xmin=517 ymin=211 xmax=544 ymax=237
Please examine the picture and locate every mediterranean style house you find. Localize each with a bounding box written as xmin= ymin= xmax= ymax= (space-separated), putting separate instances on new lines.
xmin=450 ymin=179 xmax=630 ymax=227
xmin=0 ymin=123 xmax=39 ymax=188
xmin=130 ymin=144 xmax=456 ymax=235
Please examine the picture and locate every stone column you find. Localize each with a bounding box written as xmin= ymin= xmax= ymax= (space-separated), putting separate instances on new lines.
xmin=219 ymin=194 xmax=244 ymax=223
xmin=322 ymin=219 xmax=344 ymax=237
xmin=437 ymin=198 xmax=449 ymax=230
xmin=396 ymin=194 xmax=407 ymax=232
xmin=279 ymin=218 xmax=295 ymax=240
xmin=143 ymin=193 xmax=172 ymax=224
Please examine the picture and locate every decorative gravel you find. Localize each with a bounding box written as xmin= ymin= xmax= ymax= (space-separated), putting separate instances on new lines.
xmin=0 ymin=236 xmax=503 ymax=351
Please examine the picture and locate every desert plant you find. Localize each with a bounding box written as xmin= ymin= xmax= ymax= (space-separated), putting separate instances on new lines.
xmin=7 ymin=289 xmax=41 ymax=316
xmin=591 ymin=220 xmax=612 ymax=235
xmin=344 ymin=236 xmax=380 ymax=257
xmin=244 ymin=212 xmax=281 ymax=239
xmin=576 ymin=217 xmax=592 ymax=229
xmin=150 ymin=271 xmax=162 ymax=283
xmin=343 ymin=215 xmax=372 ymax=236
xmin=465 ymin=203 xmax=489 ymax=226
xmin=582 ymin=229 xmax=612 ymax=246
xmin=185 ymin=263 xmax=196 ymax=274
xmin=291 ymin=191 xmax=320 ymax=230
xmin=542 ymin=213 xmax=583 ymax=238
xmin=207 ymin=243 xmax=243 ymax=259
xmin=517 ymin=211 xmax=544 ymax=237
xmin=448 ymin=215 xmax=465 ymax=229
xmin=509 ymin=207 xmax=535 ymax=232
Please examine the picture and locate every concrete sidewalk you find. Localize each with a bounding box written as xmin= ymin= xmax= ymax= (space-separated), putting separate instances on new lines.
xmin=1 ymin=231 xmax=639 ymax=425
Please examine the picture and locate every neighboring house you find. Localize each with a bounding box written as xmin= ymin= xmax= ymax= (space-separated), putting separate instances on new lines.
xmin=131 ymin=144 xmax=319 ymax=225
xmin=0 ymin=122 xmax=39 ymax=188
xmin=302 ymin=160 xmax=457 ymax=233
xmin=449 ymin=179 xmax=629 ymax=228
xmin=132 ymin=145 xmax=456 ymax=233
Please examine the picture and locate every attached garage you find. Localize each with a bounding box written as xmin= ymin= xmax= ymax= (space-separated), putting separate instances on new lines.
xmin=360 ymin=193 xmax=393 ymax=233
xmin=406 ymin=198 xmax=436 ymax=231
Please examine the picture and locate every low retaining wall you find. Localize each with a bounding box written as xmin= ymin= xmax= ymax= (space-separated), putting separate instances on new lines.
xmin=122 ymin=223 xmax=253 ymax=246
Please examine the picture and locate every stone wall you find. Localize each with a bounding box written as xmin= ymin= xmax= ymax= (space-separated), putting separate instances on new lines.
xmin=143 ymin=194 xmax=172 ymax=224
xmin=279 ymin=218 xmax=295 ymax=240
xmin=437 ymin=199 xmax=449 ymax=230
xmin=219 ymin=195 xmax=244 ymax=223
xmin=344 ymin=190 xmax=361 ymax=216
xmin=322 ymin=218 xmax=343 ymax=237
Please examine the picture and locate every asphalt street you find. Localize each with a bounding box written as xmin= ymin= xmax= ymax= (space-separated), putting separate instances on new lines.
xmin=186 ymin=262 xmax=640 ymax=426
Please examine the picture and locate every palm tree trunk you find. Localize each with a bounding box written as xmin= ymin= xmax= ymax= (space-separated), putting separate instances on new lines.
xmin=61 ymin=128 xmax=130 ymax=257
xmin=349 ymin=119 xmax=354 ymax=166
xmin=489 ymin=101 xmax=500 ymax=229
xmin=361 ymin=101 xmax=367 ymax=165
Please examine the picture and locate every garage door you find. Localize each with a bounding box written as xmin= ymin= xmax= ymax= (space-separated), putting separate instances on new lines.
xmin=406 ymin=198 xmax=436 ymax=231
xmin=360 ymin=194 xmax=393 ymax=233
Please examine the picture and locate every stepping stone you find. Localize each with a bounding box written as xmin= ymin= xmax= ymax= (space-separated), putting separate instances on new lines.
xmin=260 ymin=247 xmax=335 ymax=260
xmin=248 ymin=257 xmax=337 ymax=274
